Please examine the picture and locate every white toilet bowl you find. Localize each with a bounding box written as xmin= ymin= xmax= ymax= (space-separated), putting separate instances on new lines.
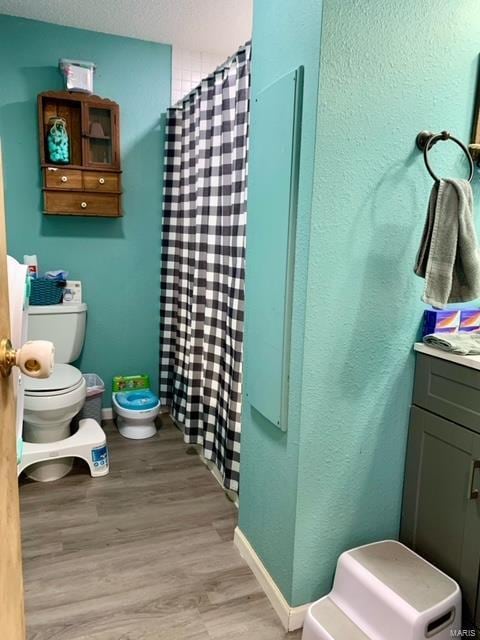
xmin=112 ymin=391 xmax=160 ymax=440
xmin=23 ymin=364 xmax=86 ymax=482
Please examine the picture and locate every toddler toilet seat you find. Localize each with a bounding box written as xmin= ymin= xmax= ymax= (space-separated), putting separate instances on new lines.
xmin=112 ymin=390 xmax=160 ymax=440
xmin=115 ymin=389 xmax=159 ymax=411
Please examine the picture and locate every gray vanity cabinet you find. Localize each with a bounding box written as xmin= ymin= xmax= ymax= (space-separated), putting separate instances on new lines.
xmin=401 ymin=352 xmax=480 ymax=628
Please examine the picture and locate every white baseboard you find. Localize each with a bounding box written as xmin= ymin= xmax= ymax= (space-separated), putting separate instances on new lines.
xmin=101 ymin=407 xmax=113 ymax=421
xmin=233 ymin=527 xmax=310 ymax=631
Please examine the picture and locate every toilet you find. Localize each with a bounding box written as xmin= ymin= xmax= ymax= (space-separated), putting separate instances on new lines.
xmin=23 ymin=303 xmax=87 ymax=481
xmin=112 ymin=389 xmax=160 ymax=439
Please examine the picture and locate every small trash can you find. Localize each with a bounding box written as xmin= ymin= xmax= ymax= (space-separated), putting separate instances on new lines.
xmin=77 ymin=374 xmax=104 ymax=424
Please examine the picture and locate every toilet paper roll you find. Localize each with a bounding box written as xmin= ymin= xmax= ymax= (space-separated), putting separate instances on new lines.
xmin=16 ymin=340 xmax=55 ymax=378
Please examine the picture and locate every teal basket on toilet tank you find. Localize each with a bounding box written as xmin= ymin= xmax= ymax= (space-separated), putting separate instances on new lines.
xmin=29 ymin=278 xmax=66 ymax=305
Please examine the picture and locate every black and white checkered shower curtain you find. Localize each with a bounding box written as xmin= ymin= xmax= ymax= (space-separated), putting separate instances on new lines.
xmin=159 ymin=43 xmax=251 ymax=493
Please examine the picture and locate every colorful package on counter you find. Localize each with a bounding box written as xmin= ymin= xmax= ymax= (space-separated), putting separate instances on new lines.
xmin=422 ymin=309 xmax=480 ymax=336
xmin=460 ymin=310 xmax=480 ymax=333
xmin=422 ymin=310 xmax=461 ymax=336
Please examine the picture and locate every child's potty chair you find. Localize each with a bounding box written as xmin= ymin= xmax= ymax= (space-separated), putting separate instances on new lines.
xmin=112 ymin=375 xmax=160 ymax=439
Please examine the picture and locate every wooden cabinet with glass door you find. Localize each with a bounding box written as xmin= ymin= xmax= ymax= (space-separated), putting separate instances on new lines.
xmin=38 ymin=91 xmax=122 ymax=217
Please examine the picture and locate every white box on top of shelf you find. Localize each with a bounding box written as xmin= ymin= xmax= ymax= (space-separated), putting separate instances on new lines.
xmin=59 ymin=59 xmax=95 ymax=94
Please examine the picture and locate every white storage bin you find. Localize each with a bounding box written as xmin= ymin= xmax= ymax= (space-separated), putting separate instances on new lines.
xmin=59 ymin=59 xmax=95 ymax=93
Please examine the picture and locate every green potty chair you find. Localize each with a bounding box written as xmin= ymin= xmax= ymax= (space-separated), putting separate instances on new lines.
xmin=112 ymin=375 xmax=160 ymax=440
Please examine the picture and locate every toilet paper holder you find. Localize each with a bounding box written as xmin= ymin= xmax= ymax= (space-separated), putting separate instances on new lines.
xmin=0 ymin=337 xmax=54 ymax=379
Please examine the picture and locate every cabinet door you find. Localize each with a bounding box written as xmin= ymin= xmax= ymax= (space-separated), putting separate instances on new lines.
xmin=401 ymin=406 xmax=480 ymax=622
xmin=82 ymin=103 xmax=119 ymax=169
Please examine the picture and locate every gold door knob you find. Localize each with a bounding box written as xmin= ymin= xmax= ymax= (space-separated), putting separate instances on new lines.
xmin=0 ymin=338 xmax=54 ymax=378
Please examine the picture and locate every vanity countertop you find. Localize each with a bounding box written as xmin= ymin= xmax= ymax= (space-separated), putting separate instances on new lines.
xmin=414 ymin=342 xmax=480 ymax=371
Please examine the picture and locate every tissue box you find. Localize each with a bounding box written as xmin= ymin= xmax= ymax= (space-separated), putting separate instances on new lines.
xmin=422 ymin=309 xmax=461 ymax=337
xmin=460 ymin=310 xmax=480 ymax=332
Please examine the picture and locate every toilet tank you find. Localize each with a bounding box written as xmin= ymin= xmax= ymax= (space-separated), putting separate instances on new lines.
xmin=27 ymin=303 xmax=87 ymax=363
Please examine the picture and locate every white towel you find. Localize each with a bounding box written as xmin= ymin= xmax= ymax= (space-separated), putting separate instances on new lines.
xmin=423 ymin=332 xmax=480 ymax=355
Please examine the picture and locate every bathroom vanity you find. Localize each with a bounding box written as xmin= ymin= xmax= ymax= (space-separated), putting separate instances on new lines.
xmin=401 ymin=344 xmax=480 ymax=630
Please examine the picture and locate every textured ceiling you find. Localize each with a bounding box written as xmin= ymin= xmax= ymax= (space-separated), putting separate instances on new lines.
xmin=0 ymin=0 xmax=252 ymax=55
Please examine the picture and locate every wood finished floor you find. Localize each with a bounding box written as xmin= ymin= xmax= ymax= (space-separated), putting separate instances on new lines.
xmin=20 ymin=416 xmax=301 ymax=640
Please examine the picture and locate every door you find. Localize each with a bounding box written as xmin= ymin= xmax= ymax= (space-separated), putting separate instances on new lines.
xmin=82 ymin=102 xmax=119 ymax=169
xmin=401 ymin=405 xmax=480 ymax=624
xmin=0 ymin=143 xmax=26 ymax=638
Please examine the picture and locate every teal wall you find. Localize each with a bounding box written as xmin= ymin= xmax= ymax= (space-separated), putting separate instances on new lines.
xmin=240 ymin=0 xmax=480 ymax=607
xmin=0 ymin=15 xmax=171 ymax=405
xmin=294 ymin=0 xmax=480 ymax=605
xmin=238 ymin=0 xmax=324 ymax=601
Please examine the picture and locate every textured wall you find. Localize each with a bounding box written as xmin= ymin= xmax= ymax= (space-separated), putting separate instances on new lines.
xmin=240 ymin=0 xmax=480 ymax=609
xmin=238 ymin=0 xmax=324 ymax=602
xmin=0 ymin=15 xmax=171 ymax=404
xmin=293 ymin=0 xmax=480 ymax=605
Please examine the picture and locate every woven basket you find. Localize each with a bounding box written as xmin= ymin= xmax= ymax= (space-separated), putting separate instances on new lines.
xmin=29 ymin=279 xmax=66 ymax=305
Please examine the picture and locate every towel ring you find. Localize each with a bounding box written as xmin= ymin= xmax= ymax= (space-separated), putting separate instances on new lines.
xmin=416 ymin=130 xmax=474 ymax=183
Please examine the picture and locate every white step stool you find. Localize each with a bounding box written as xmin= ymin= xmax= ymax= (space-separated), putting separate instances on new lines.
xmin=302 ymin=540 xmax=461 ymax=640
xmin=18 ymin=418 xmax=109 ymax=479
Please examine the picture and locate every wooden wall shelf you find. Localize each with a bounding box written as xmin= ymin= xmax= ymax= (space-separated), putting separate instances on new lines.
xmin=38 ymin=91 xmax=122 ymax=217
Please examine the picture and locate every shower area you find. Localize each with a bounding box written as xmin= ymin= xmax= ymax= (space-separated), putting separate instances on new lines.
xmin=159 ymin=43 xmax=251 ymax=495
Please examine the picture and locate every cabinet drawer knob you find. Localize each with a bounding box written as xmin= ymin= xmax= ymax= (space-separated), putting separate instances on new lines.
xmin=61 ymin=176 xmax=68 ymax=183
xmin=98 ymin=177 xmax=105 ymax=185
xmin=81 ymin=202 xmax=87 ymax=209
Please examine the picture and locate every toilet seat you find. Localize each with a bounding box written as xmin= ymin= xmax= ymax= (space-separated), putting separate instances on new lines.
xmin=115 ymin=389 xmax=159 ymax=411
xmin=23 ymin=364 xmax=86 ymax=428
xmin=24 ymin=364 xmax=83 ymax=397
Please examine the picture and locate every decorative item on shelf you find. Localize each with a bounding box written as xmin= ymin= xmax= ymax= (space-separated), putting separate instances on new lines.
xmin=89 ymin=122 xmax=108 ymax=138
xmin=47 ymin=117 xmax=70 ymax=164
